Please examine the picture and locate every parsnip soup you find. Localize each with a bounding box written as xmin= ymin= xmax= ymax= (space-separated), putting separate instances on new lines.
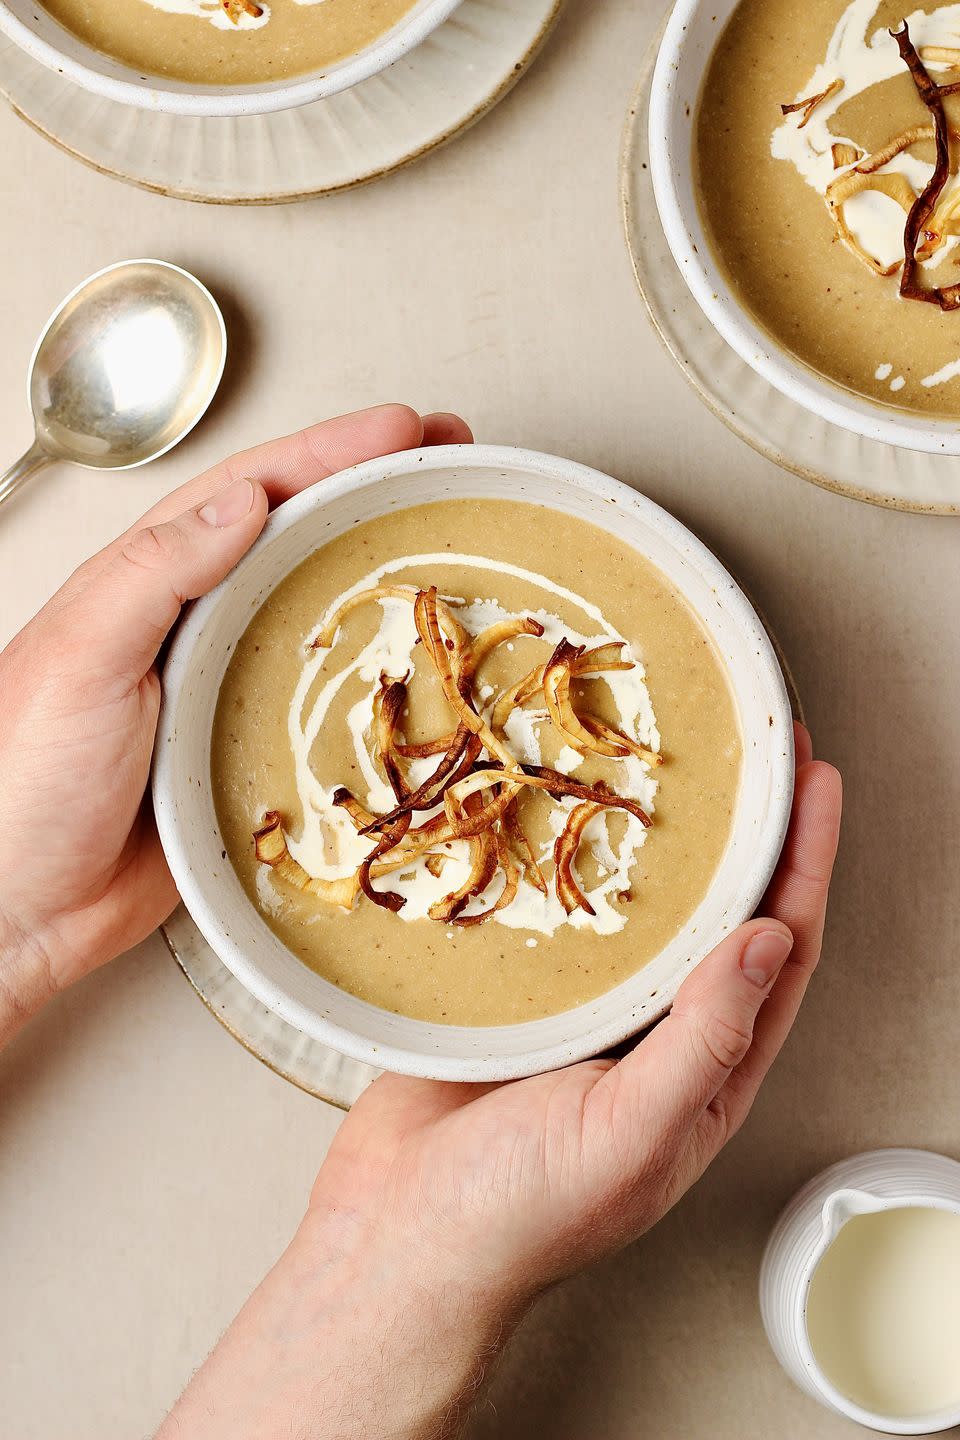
xmin=37 ymin=0 xmax=416 ymax=87
xmin=211 ymin=500 xmax=741 ymax=1027
xmin=697 ymin=0 xmax=960 ymax=414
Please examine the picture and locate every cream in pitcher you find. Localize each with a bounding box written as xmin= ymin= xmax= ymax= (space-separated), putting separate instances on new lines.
xmin=760 ymin=1149 xmax=960 ymax=1435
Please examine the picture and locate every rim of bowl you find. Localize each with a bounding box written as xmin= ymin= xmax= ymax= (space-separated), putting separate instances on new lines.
xmin=0 ymin=0 xmax=463 ymax=117
xmin=153 ymin=443 xmax=795 ymax=1081
xmin=29 ymin=258 xmax=227 ymax=470
xmin=648 ymin=0 xmax=960 ymax=457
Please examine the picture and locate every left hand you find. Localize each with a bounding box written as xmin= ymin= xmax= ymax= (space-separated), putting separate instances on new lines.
xmin=0 ymin=405 xmax=472 ymax=1035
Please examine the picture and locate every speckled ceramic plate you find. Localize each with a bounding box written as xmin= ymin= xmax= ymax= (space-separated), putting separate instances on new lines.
xmin=162 ymin=905 xmax=380 ymax=1107
xmin=160 ymin=607 xmax=801 ymax=1106
xmin=620 ymin=37 xmax=960 ymax=515
xmin=0 ymin=0 xmax=563 ymax=203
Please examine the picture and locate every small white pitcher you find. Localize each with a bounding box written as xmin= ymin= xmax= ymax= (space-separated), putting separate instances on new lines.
xmin=760 ymin=1148 xmax=960 ymax=1435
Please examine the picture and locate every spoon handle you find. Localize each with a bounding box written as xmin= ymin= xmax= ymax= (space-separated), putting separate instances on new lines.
xmin=0 ymin=442 xmax=49 ymax=511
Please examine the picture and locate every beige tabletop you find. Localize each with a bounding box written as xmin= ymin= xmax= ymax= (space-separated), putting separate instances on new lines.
xmin=1 ymin=1 xmax=959 ymax=1436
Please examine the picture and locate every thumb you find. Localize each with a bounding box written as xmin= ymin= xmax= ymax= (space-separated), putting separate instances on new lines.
xmin=603 ymin=920 xmax=795 ymax=1159
xmin=75 ymin=477 xmax=268 ymax=682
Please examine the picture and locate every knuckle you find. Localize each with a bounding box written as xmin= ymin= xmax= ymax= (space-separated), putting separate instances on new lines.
xmin=700 ymin=1010 xmax=754 ymax=1072
xmin=121 ymin=523 xmax=184 ymax=572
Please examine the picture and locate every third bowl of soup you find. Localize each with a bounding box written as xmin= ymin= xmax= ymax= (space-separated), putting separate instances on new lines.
xmin=650 ymin=0 xmax=960 ymax=453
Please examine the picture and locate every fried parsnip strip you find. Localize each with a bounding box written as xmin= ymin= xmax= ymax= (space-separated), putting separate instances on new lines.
xmin=359 ymin=729 xmax=483 ymax=832
xmin=491 ymin=663 xmax=546 ymax=734
xmin=399 ymin=616 xmax=545 ymax=757
xmin=832 ymin=142 xmax=863 ymax=168
xmin=892 ymin=22 xmax=960 ymax=309
xmin=374 ymin=673 xmax=411 ymax=802
xmin=445 ymin=766 xmax=652 ymax=828
xmin=572 ymin=641 xmax=633 ymax=674
xmin=425 ymin=854 xmax=447 ymax=878
xmin=579 ymin=715 xmax=662 ymax=766
xmin=357 ymin=813 xmax=411 ymax=913
xmin=253 ymin=812 xmax=358 ymax=909
xmin=462 ymin=617 xmax=545 ymax=680
xmin=543 ymin=639 xmax=617 ymax=755
xmin=443 ymin=778 xmax=522 ymax=839
xmin=454 ymin=837 xmax=520 ymax=927
xmin=312 ymin=585 xmax=466 ymax=651
xmin=780 ymin=77 xmax=843 ymax=128
xmin=428 ymin=804 xmax=499 ymax=922
xmin=554 ymin=802 xmax=607 ymax=917
xmin=414 ymin=588 xmax=519 ymax=769
xmin=368 ymin=817 xmax=458 ymax=877
xmin=825 ymin=170 xmax=916 ymax=276
xmin=220 ymin=0 xmax=262 ymax=23
xmin=502 ymin=796 xmax=548 ymax=896
xmin=394 ymin=734 xmax=455 ymax=759
xmin=916 ymin=183 xmax=960 ymax=258
xmin=920 ymin=46 xmax=960 ymax=66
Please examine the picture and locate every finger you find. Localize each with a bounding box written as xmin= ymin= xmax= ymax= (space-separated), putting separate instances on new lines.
xmin=67 ymin=406 xmax=469 ymax=596
xmin=590 ymin=919 xmax=794 ymax=1175
xmin=709 ymin=759 xmax=842 ymax=1133
xmin=420 ymin=411 xmax=474 ymax=445
xmin=65 ymin=477 xmax=269 ymax=684
xmin=127 ymin=403 xmax=429 ymax=538
xmin=794 ymin=719 xmax=813 ymax=768
xmin=760 ymin=758 xmax=842 ymax=925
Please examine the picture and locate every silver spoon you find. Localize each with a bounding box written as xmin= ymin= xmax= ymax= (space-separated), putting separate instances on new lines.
xmin=0 ymin=259 xmax=227 ymax=511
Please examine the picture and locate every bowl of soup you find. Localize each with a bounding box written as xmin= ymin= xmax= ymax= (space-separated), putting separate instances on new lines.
xmin=0 ymin=0 xmax=462 ymax=116
xmin=152 ymin=444 xmax=794 ymax=1081
xmin=649 ymin=0 xmax=960 ymax=453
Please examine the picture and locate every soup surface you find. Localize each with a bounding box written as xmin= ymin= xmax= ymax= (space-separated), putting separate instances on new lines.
xmin=39 ymin=0 xmax=416 ymax=86
xmin=212 ymin=499 xmax=742 ymax=1026
xmin=697 ymin=0 xmax=960 ymax=415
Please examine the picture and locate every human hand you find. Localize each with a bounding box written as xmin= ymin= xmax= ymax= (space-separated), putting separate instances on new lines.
xmin=309 ymin=724 xmax=841 ymax=1304
xmin=0 ymin=405 xmax=472 ymax=1038
xmin=161 ymin=725 xmax=840 ymax=1440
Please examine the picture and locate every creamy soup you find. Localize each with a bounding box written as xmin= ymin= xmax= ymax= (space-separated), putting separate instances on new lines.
xmin=697 ymin=0 xmax=960 ymax=415
xmin=212 ymin=500 xmax=742 ymax=1027
xmin=39 ymin=0 xmax=416 ymax=87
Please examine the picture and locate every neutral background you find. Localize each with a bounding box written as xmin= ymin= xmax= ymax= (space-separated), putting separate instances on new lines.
xmin=1 ymin=0 xmax=958 ymax=1435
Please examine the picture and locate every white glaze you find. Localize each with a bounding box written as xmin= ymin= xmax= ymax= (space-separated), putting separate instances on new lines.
xmin=271 ymin=554 xmax=661 ymax=937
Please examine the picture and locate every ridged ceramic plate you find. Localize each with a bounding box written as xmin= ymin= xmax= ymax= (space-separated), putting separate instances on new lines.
xmin=160 ymin=613 xmax=801 ymax=1106
xmin=620 ymin=38 xmax=960 ymax=515
xmin=0 ymin=0 xmax=562 ymax=203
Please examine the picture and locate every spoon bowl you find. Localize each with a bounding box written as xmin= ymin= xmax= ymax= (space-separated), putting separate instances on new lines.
xmin=1 ymin=259 xmax=226 ymax=509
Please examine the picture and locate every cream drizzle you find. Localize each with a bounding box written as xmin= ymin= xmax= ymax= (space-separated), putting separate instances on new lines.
xmin=772 ymin=0 xmax=960 ymax=388
xmin=261 ymin=553 xmax=661 ymax=938
xmin=138 ymin=0 xmax=326 ymax=32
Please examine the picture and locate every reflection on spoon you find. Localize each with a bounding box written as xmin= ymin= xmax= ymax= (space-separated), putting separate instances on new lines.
xmin=0 ymin=258 xmax=227 ymax=512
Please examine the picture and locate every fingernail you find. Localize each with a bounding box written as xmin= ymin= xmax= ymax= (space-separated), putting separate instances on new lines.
xmin=198 ymin=479 xmax=254 ymax=528
xmin=740 ymin=930 xmax=793 ymax=988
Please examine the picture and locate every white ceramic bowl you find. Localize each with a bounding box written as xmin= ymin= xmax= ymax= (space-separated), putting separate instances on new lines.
xmin=153 ymin=444 xmax=794 ymax=1082
xmin=0 ymin=0 xmax=462 ymax=117
xmin=649 ymin=0 xmax=960 ymax=456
